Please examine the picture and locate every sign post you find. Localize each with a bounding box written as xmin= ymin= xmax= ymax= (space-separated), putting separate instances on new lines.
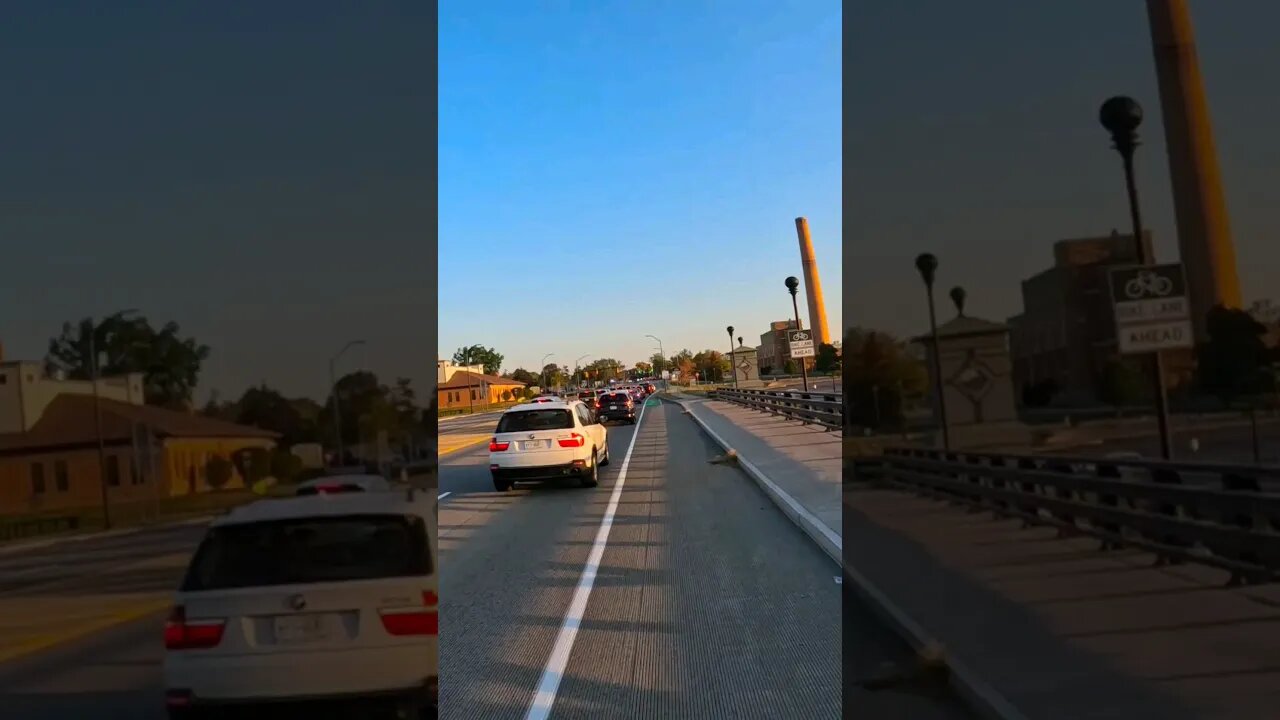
xmin=788 ymin=329 xmax=815 ymax=392
xmin=1108 ymin=263 xmax=1190 ymax=458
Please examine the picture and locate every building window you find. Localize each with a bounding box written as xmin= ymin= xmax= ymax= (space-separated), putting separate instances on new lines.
xmin=0 ymin=372 xmax=6 ymax=384
xmin=106 ymin=455 xmax=121 ymax=486
xmin=55 ymin=460 xmax=69 ymax=492
xmin=31 ymin=463 xmax=46 ymax=494
xmin=471 ymin=389 xmax=477 ymax=400
xmin=131 ymin=456 xmax=143 ymax=484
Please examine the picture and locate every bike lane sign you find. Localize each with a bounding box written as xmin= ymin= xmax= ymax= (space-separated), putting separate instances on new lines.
xmin=1108 ymin=263 xmax=1193 ymax=354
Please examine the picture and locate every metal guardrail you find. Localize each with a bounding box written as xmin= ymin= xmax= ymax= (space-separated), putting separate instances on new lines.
xmin=854 ymin=447 xmax=1280 ymax=585
xmin=710 ymin=388 xmax=843 ymax=431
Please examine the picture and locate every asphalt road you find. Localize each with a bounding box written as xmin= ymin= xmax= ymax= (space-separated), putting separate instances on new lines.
xmin=0 ymin=522 xmax=208 ymax=719
xmin=440 ymin=398 xmax=966 ymax=719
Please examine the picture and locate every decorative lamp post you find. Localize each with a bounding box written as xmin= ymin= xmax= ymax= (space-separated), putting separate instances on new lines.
xmin=785 ymin=276 xmax=810 ymax=392
xmin=1100 ymin=94 xmax=1172 ymax=459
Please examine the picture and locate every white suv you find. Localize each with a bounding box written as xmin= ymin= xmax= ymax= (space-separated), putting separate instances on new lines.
xmin=488 ymin=400 xmax=609 ymax=491
xmin=162 ymin=489 xmax=438 ymax=718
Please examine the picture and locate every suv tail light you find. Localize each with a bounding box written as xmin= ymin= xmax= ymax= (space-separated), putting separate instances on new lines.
xmin=379 ymin=590 xmax=438 ymax=636
xmin=164 ymin=606 xmax=226 ymax=650
xmin=489 ymin=438 xmax=510 ymax=452
xmin=558 ymin=433 xmax=586 ymax=448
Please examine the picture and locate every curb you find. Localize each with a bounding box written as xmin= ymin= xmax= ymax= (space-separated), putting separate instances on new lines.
xmin=666 ymin=393 xmax=1028 ymax=720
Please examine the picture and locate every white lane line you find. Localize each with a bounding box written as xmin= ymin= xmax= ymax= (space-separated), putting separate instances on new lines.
xmin=437 ymin=492 xmax=451 ymax=501
xmin=524 ymin=400 xmax=650 ymax=720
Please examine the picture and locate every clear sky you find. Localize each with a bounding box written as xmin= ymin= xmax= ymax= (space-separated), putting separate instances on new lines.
xmin=0 ymin=3 xmax=433 ymax=403
xmin=438 ymin=0 xmax=842 ymax=374
xmin=849 ymin=2 xmax=1280 ymax=341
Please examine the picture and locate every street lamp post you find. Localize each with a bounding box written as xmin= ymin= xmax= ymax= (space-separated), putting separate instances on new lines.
xmin=726 ymin=326 xmax=737 ymax=389
xmin=645 ymin=335 xmax=664 ymax=387
xmin=1100 ymin=95 xmax=1173 ymax=460
xmin=87 ymin=308 xmax=138 ymax=529
xmin=914 ymin=254 xmax=950 ymax=450
xmin=784 ymin=276 xmax=811 ymax=392
xmin=539 ymin=353 xmax=554 ymax=392
xmin=575 ymin=354 xmax=591 ymax=389
xmin=329 ymin=340 xmax=366 ymax=466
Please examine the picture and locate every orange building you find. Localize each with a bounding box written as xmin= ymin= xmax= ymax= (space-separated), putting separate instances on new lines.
xmin=0 ymin=394 xmax=277 ymax=516
xmin=437 ymin=371 xmax=527 ymax=410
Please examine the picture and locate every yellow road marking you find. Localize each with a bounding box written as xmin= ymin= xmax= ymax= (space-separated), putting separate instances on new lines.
xmin=438 ymin=434 xmax=489 ymax=457
xmin=0 ymin=596 xmax=172 ymax=665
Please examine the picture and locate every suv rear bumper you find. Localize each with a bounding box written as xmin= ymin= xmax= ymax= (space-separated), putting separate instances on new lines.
xmin=166 ymin=679 xmax=435 ymax=718
xmin=598 ymin=409 xmax=636 ymax=422
xmin=491 ymin=463 xmax=589 ymax=482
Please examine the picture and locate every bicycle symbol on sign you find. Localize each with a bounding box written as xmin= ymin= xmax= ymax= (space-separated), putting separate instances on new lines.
xmin=1123 ymin=270 xmax=1174 ymax=300
xmin=792 ymin=331 xmax=810 ymax=341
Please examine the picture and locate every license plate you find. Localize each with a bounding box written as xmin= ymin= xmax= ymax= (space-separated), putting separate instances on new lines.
xmin=521 ymin=439 xmax=550 ymax=450
xmin=609 ymin=405 xmax=617 ymax=409
xmin=274 ymin=614 xmax=329 ymax=643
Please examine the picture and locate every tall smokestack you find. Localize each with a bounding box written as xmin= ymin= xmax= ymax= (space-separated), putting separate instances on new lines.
xmin=1147 ymin=0 xmax=1242 ymax=340
xmin=794 ymin=217 xmax=831 ymax=346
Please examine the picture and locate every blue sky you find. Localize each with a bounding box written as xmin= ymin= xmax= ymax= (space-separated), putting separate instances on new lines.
xmin=438 ymin=1 xmax=842 ymax=373
xmin=848 ymin=2 xmax=1280 ymax=339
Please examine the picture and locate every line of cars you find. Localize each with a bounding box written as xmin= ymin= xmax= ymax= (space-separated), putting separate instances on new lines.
xmin=163 ymin=475 xmax=438 ymax=719
xmin=486 ymin=382 xmax=657 ymax=492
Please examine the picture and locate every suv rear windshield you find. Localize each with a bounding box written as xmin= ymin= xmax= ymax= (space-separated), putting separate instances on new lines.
xmin=601 ymin=393 xmax=631 ymax=403
xmin=181 ymin=514 xmax=431 ymax=591
xmin=497 ymin=409 xmax=574 ymax=432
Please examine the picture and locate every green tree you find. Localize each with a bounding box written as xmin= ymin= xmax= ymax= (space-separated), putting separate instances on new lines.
xmin=649 ymin=353 xmax=667 ymax=376
xmin=815 ymin=343 xmax=840 ymax=373
xmin=783 ymin=359 xmax=799 ymax=375
xmin=320 ymin=371 xmax=408 ymax=453
xmin=1197 ymin=306 xmax=1275 ymax=406
xmin=634 ymin=361 xmax=653 ymax=376
xmin=205 ymin=456 xmax=234 ymax=490
xmin=540 ymin=363 xmax=566 ymax=388
xmin=46 ymin=312 xmax=210 ymax=409
xmin=452 ymin=345 xmax=504 ymax=375
xmin=269 ymin=449 xmax=304 ymax=484
xmin=844 ymin=328 xmax=927 ymax=427
xmin=235 ymin=385 xmax=316 ymax=446
xmin=509 ymin=367 xmax=539 ymax=385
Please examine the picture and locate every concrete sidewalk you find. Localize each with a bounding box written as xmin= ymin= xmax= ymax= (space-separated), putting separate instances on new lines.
xmin=665 ymin=392 xmax=841 ymax=565
xmin=845 ymin=482 xmax=1280 ymax=720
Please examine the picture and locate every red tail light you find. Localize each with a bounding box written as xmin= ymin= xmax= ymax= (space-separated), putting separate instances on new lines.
xmin=558 ymin=433 xmax=586 ymax=448
xmin=164 ymin=606 xmax=226 ymax=650
xmin=489 ymin=438 xmax=510 ymax=451
xmin=380 ymin=610 xmax=438 ymax=636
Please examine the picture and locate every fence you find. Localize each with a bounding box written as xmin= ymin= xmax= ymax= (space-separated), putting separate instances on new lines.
xmin=710 ymin=388 xmax=844 ymax=431
xmin=854 ymin=447 xmax=1280 ymax=585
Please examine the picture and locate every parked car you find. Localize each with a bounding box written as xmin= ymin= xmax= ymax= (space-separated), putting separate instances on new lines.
xmin=163 ymin=490 xmax=438 ymax=718
xmin=488 ymin=401 xmax=609 ymax=491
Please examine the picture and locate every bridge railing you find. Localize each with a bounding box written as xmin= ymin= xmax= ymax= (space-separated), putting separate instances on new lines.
xmin=853 ymin=447 xmax=1280 ymax=585
xmin=710 ymin=388 xmax=843 ymax=431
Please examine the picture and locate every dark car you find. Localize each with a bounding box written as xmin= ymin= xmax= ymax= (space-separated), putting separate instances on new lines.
xmin=577 ymin=390 xmax=599 ymax=409
xmin=597 ymin=391 xmax=636 ymax=424
xmin=629 ymin=389 xmax=645 ymax=405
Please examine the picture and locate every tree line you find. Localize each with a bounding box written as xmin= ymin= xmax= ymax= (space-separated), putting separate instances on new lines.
xmin=44 ymin=312 xmax=431 ymax=468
